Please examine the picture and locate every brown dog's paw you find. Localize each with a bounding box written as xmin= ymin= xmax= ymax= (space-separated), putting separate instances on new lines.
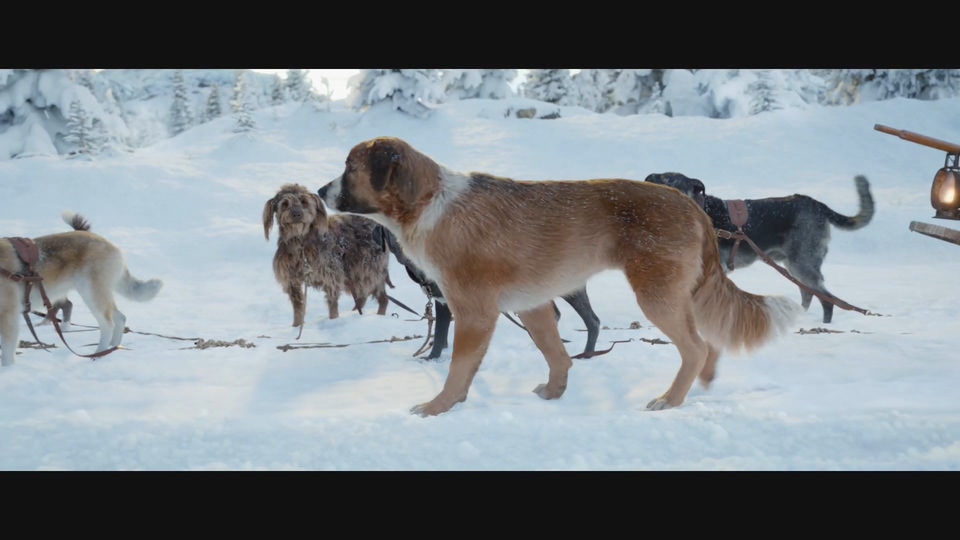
xmin=645 ymin=395 xmax=678 ymax=411
xmin=532 ymin=382 xmax=566 ymax=400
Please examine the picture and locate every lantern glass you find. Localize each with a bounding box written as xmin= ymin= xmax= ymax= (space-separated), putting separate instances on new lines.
xmin=932 ymin=168 xmax=960 ymax=220
xmin=938 ymin=173 xmax=957 ymax=207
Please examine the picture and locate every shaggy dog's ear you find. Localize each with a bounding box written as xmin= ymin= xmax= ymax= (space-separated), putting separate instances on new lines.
xmin=262 ymin=196 xmax=277 ymax=241
xmin=310 ymin=193 xmax=327 ymax=230
xmin=370 ymin=140 xmax=401 ymax=192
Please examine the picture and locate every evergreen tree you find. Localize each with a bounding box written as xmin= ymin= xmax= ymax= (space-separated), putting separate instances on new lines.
xmin=747 ymin=69 xmax=782 ymax=115
xmin=522 ymin=69 xmax=579 ymax=105
xmin=271 ymin=75 xmax=286 ymax=104
xmin=345 ymin=69 xmax=446 ymax=118
xmin=206 ymin=84 xmax=223 ymax=120
xmin=232 ymin=73 xmax=256 ymax=133
xmin=444 ymin=69 xmax=517 ymax=100
xmin=285 ymin=69 xmax=312 ymax=102
xmin=572 ymin=69 xmax=609 ymax=112
xmin=231 ymin=72 xmax=246 ymax=114
xmin=64 ymin=100 xmax=94 ymax=154
xmin=610 ymin=69 xmax=666 ymax=114
xmin=168 ymin=70 xmax=194 ymax=136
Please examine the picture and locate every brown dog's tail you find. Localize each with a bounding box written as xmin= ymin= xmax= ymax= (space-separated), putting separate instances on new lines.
xmin=691 ymin=213 xmax=802 ymax=355
xmin=61 ymin=211 xmax=91 ymax=231
xmin=821 ymin=175 xmax=875 ymax=231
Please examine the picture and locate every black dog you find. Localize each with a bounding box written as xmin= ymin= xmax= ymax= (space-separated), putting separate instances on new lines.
xmin=372 ymin=225 xmax=601 ymax=360
xmin=645 ymin=172 xmax=875 ymax=324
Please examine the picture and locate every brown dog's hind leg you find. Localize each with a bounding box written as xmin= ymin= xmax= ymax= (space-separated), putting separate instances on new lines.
xmin=517 ymin=302 xmax=573 ymax=400
xmin=411 ymin=295 xmax=500 ymax=417
xmin=284 ymin=282 xmax=306 ymax=327
xmin=625 ymin=261 xmax=709 ymax=411
xmin=376 ymin=285 xmax=389 ymax=316
xmin=698 ymin=343 xmax=721 ymax=389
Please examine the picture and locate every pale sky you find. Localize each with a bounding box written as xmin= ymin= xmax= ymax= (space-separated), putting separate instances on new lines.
xmin=251 ymin=69 xmax=361 ymax=100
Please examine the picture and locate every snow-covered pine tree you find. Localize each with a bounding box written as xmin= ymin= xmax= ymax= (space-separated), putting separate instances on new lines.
xmin=571 ymin=69 xmax=609 ymax=112
xmin=285 ymin=69 xmax=312 ymax=102
xmin=820 ymin=69 xmax=960 ymax=105
xmin=232 ymin=73 xmax=256 ymax=133
xmin=89 ymin=117 xmax=109 ymax=154
xmin=522 ymin=69 xmax=580 ymax=105
xmin=64 ymin=100 xmax=94 ymax=154
xmin=345 ymin=69 xmax=446 ymax=118
xmin=443 ymin=69 xmax=518 ymax=100
xmin=231 ymin=72 xmax=246 ymax=114
xmin=206 ymin=84 xmax=223 ymax=120
xmin=923 ymin=70 xmax=960 ymax=99
xmin=784 ymin=69 xmax=826 ymax=106
xmin=747 ymin=69 xmax=782 ymax=115
xmin=598 ymin=69 xmax=621 ymax=113
xmin=271 ymin=75 xmax=286 ymax=104
xmin=168 ymin=70 xmax=194 ymax=136
xmin=609 ymin=70 xmax=667 ymax=115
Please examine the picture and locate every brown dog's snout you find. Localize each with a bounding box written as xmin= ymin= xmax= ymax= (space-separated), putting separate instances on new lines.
xmin=290 ymin=205 xmax=304 ymax=220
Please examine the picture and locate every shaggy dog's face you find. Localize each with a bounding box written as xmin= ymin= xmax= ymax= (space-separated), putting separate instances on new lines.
xmin=645 ymin=172 xmax=707 ymax=210
xmin=263 ymin=184 xmax=327 ymax=241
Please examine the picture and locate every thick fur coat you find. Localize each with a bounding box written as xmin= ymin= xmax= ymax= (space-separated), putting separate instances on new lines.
xmin=263 ymin=183 xmax=392 ymax=325
xmin=0 ymin=212 xmax=163 ymax=366
xmin=318 ymin=137 xmax=802 ymax=417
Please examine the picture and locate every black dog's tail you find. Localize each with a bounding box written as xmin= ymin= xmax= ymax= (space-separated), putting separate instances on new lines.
xmin=821 ymin=175 xmax=875 ymax=231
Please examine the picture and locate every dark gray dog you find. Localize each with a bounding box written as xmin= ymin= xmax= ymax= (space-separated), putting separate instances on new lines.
xmin=644 ymin=172 xmax=875 ymax=324
xmin=372 ymin=225 xmax=601 ymax=360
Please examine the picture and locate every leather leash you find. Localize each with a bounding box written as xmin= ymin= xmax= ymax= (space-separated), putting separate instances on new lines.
xmin=714 ymin=228 xmax=882 ymax=317
xmin=1 ymin=237 xmax=120 ymax=358
xmin=724 ymin=199 xmax=749 ymax=271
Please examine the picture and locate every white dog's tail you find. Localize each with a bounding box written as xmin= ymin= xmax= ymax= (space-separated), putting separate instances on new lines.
xmin=61 ymin=211 xmax=91 ymax=232
xmin=115 ymin=268 xmax=163 ymax=302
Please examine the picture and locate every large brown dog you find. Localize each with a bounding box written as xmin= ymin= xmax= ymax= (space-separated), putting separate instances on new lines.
xmin=0 ymin=212 xmax=163 ymax=367
xmin=263 ymin=183 xmax=392 ymax=325
xmin=318 ymin=137 xmax=802 ymax=417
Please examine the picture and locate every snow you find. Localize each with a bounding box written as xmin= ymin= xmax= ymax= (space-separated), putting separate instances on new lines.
xmin=2 ymin=91 xmax=960 ymax=470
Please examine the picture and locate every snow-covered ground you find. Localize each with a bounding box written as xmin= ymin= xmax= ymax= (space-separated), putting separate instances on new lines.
xmin=2 ymin=95 xmax=959 ymax=470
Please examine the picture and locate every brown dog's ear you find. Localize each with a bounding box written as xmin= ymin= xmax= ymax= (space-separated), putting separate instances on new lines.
xmin=262 ymin=196 xmax=277 ymax=241
xmin=370 ymin=140 xmax=401 ymax=192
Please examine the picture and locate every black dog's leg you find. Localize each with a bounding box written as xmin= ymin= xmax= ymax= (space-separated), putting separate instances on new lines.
xmin=799 ymin=289 xmax=814 ymax=312
xmin=785 ymin=260 xmax=835 ymax=324
xmin=425 ymin=300 xmax=452 ymax=360
xmin=561 ymin=286 xmax=600 ymax=355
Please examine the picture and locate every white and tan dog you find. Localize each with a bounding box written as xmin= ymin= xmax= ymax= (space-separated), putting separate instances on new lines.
xmin=318 ymin=137 xmax=802 ymax=417
xmin=0 ymin=212 xmax=163 ymax=366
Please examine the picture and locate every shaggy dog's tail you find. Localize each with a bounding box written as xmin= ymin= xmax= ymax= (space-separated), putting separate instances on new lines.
xmin=821 ymin=175 xmax=875 ymax=231
xmin=115 ymin=268 xmax=163 ymax=302
xmin=61 ymin=211 xmax=91 ymax=231
xmin=691 ymin=212 xmax=802 ymax=355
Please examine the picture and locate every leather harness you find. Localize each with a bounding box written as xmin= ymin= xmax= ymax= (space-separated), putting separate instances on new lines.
xmin=1 ymin=237 xmax=120 ymax=359
xmin=724 ymin=199 xmax=749 ymax=271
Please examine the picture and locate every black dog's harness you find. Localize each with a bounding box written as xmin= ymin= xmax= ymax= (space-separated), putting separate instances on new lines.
xmin=722 ymin=199 xmax=749 ymax=271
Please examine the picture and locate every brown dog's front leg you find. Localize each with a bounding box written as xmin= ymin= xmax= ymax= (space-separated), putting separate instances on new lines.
xmin=411 ymin=298 xmax=500 ymax=417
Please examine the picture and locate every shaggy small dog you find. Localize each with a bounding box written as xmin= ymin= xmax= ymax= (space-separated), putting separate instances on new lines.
xmin=263 ymin=183 xmax=392 ymax=326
